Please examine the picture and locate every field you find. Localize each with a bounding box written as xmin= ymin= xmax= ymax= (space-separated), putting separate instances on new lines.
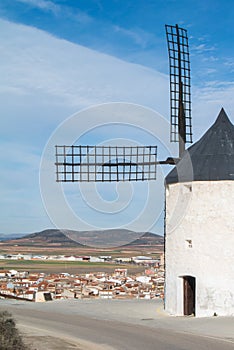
xmin=0 ymin=240 xmax=163 ymax=274
xmin=0 ymin=245 xmax=162 ymax=257
xmin=0 ymin=244 xmax=163 ymax=259
xmin=0 ymin=259 xmax=148 ymax=274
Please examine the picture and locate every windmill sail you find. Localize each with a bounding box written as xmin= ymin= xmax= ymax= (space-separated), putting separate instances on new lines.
xmin=55 ymin=145 xmax=157 ymax=182
xmin=165 ymin=24 xmax=192 ymax=156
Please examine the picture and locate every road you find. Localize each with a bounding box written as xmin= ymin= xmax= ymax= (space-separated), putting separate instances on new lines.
xmin=1 ymin=299 xmax=234 ymax=350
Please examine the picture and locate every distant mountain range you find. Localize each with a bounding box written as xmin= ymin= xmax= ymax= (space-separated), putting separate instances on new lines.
xmin=0 ymin=229 xmax=164 ymax=248
xmin=0 ymin=233 xmax=26 ymax=241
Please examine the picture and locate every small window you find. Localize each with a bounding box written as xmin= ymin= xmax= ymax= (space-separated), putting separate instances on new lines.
xmin=44 ymin=292 xmax=52 ymax=301
xmin=183 ymin=185 xmax=192 ymax=194
xmin=185 ymin=239 xmax=192 ymax=248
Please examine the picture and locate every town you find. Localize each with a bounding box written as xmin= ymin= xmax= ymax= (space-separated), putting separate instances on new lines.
xmin=0 ymin=253 xmax=164 ymax=302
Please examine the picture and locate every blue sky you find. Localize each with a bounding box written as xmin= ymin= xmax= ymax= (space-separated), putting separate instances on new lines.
xmin=1 ymin=0 xmax=234 ymax=82
xmin=0 ymin=0 xmax=234 ymax=240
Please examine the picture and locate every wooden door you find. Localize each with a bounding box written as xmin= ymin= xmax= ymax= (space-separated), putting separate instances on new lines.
xmin=183 ymin=276 xmax=195 ymax=316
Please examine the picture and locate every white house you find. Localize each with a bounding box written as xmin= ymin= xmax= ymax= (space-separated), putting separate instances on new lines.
xmin=165 ymin=109 xmax=234 ymax=317
xmin=34 ymin=291 xmax=53 ymax=302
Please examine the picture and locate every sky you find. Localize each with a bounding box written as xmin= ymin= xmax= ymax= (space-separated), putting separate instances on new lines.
xmin=0 ymin=0 xmax=234 ymax=240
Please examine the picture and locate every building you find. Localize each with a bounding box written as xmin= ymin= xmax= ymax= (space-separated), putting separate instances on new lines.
xmin=165 ymin=108 xmax=234 ymax=317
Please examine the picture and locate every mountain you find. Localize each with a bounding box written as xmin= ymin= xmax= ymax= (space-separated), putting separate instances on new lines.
xmin=0 ymin=229 xmax=164 ymax=248
xmin=0 ymin=233 xmax=26 ymax=241
xmin=124 ymin=232 xmax=164 ymax=247
xmin=1 ymin=229 xmax=82 ymax=248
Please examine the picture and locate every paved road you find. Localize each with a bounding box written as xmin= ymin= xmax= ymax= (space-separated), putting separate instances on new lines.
xmin=1 ymin=299 xmax=234 ymax=350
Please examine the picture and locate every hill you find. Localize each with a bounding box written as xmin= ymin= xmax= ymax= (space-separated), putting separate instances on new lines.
xmin=0 ymin=229 xmax=163 ymax=249
xmin=0 ymin=233 xmax=25 ymax=241
xmin=124 ymin=232 xmax=164 ymax=247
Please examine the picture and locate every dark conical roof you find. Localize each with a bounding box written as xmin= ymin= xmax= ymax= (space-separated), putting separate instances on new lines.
xmin=166 ymin=108 xmax=234 ymax=184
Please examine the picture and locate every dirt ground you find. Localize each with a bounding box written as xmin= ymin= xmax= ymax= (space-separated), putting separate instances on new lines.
xmin=23 ymin=335 xmax=80 ymax=350
xmin=20 ymin=326 xmax=111 ymax=350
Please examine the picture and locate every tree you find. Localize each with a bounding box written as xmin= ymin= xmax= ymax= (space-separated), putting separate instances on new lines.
xmin=0 ymin=310 xmax=29 ymax=350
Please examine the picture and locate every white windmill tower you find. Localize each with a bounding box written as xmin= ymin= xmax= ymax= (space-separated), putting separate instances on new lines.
xmin=165 ymin=108 xmax=234 ymax=317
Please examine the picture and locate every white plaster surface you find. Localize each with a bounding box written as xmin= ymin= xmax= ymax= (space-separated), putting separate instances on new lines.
xmin=165 ymin=180 xmax=234 ymax=317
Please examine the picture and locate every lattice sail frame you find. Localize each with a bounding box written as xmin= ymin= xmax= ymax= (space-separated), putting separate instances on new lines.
xmin=55 ymin=145 xmax=157 ymax=182
xmin=165 ymin=24 xmax=192 ymax=144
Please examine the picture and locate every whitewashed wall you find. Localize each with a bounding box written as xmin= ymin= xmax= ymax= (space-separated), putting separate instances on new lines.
xmin=165 ymin=180 xmax=234 ymax=317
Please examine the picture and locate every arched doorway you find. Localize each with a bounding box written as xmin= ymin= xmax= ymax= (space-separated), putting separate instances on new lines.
xmin=183 ymin=276 xmax=196 ymax=316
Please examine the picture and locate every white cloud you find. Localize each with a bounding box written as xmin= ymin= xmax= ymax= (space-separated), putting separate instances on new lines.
xmin=16 ymin=0 xmax=60 ymax=15
xmin=224 ymin=58 xmax=234 ymax=72
xmin=192 ymin=82 xmax=234 ymax=139
xmin=113 ymin=25 xmax=156 ymax=48
xmin=204 ymin=68 xmax=217 ymax=75
xmin=193 ymin=43 xmax=216 ymax=53
xmin=72 ymin=10 xmax=93 ymax=25
xmin=0 ymin=19 xmax=168 ymax=115
xmin=16 ymin=0 xmax=93 ymax=24
xmin=201 ymin=55 xmax=218 ymax=62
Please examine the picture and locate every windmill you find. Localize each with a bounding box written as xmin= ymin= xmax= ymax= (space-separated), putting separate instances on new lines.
xmin=52 ymin=24 xmax=234 ymax=319
xmin=55 ymin=24 xmax=192 ymax=183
